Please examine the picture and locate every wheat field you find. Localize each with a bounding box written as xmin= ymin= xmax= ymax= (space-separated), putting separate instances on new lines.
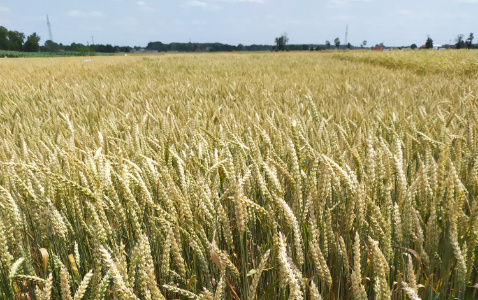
xmin=0 ymin=51 xmax=478 ymax=299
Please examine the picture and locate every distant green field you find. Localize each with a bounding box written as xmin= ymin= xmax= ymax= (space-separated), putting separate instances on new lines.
xmin=0 ymin=50 xmax=115 ymax=58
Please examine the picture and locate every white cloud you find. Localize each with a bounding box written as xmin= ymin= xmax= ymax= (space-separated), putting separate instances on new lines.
xmin=186 ymin=0 xmax=208 ymax=6
xmin=137 ymin=1 xmax=154 ymax=11
xmin=326 ymin=0 xmax=347 ymax=8
xmin=326 ymin=0 xmax=370 ymax=8
xmin=215 ymin=0 xmax=264 ymax=3
xmin=67 ymin=10 xmax=103 ymax=18
xmin=182 ymin=0 xmax=263 ymax=9
xmin=90 ymin=11 xmax=103 ymax=17
xmin=0 ymin=6 xmax=11 ymax=13
xmin=182 ymin=0 xmax=220 ymax=9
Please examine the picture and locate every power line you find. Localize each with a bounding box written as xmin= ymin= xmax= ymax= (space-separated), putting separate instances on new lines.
xmin=345 ymin=24 xmax=348 ymax=46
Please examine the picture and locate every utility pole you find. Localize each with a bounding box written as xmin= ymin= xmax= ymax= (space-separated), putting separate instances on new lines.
xmin=46 ymin=14 xmax=53 ymax=41
xmin=92 ymin=36 xmax=94 ymax=45
xmin=345 ymin=24 xmax=348 ymax=47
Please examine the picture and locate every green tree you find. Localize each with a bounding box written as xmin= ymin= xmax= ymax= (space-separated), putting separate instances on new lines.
xmin=334 ymin=37 xmax=340 ymax=49
xmin=0 ymin=26 xmax=9 ymax=50
xmin=274 ymin=33 xmax=288 ymax=51
xmin=7 ymin=31 xmax=25 ymax=51
xmin=456 ymin=34 xmax=465 ymax=49
xmin=411 ymin=43 xmax=417 ymax=49
xmin=43 ymin=40 xmax=62 ymax=52
xmin=425 ymin=36 xmax=433 ymax=49
xmin=466 ymin=32 xmax=474 ymax=49
xmin=361 ymin=40 xmax=367 ymax=48
xmin=347 ymin=42 xmax=351 ymax=49
xmin=23 ymin=32 xmax=40 ymax=52
xmin=325 ymin=40 xmax=331 ymax=49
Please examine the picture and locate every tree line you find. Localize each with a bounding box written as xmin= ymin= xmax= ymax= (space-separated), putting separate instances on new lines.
xmin=145 ymin=41 xmax=272 ymax=52
xmin=1 ymin=24 xmax=475 ymax=54
xmin=274 ymin=34 xmax=354 ymax=51
xmin=0 ymin=26 xmax=132 ymax=53
xmin=274 ymin=33 xmax=476 ymax=51
xmin=43 ymin=40 xmax=132 ymax=53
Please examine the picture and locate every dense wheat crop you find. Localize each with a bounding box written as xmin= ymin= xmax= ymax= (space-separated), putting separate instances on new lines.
xmin=0 ymin=51 xmax=478 ymax=299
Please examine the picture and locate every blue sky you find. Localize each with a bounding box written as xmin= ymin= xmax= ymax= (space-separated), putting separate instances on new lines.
xmin=0 ymin=0 xmax=476 ymax=47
